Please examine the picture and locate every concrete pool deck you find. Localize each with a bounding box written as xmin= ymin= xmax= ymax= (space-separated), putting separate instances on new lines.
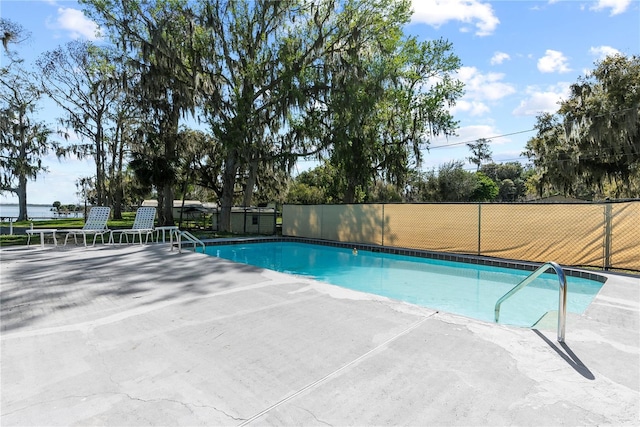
xmin=1 ymin=244 xmax=638 ymax=426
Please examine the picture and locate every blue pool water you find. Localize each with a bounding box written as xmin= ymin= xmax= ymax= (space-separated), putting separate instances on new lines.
xmin=204 ymin=242 xmax=604 ymax=327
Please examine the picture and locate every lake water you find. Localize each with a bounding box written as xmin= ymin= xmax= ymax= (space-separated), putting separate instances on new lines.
xmin=0 ymin=204 xmax=81 ymax=221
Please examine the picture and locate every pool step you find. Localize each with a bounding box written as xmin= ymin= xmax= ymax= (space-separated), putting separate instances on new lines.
xmin=532 ymin=310 xmax=558 ymax=330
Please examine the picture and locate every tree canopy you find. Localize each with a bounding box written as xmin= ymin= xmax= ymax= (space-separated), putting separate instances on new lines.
xmin=76 ymin=0 xmax=464 ymax=230
xmin=467 ymin=138 xmax=492 ymax=171
xmin=0 ymin=18 xmax=58 ymax=220
xmin=525 ymin=54 xmax=640 ymax=198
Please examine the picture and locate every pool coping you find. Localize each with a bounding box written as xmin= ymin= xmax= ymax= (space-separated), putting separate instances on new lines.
xmin=201 ymin=236 xmax=609 ymax=283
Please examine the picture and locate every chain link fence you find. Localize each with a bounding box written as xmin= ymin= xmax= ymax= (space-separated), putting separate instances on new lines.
xmin=283 ymin=200 xmax=640 ymax=271
xmin=211 ymin=206 xmax=279 ymax=235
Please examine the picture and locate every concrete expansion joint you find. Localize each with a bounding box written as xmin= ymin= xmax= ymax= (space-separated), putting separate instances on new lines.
xmin=238 ymin=316 xmax=431 ymax=426
xmin=3 ymin=246 xmax=636 ymax=425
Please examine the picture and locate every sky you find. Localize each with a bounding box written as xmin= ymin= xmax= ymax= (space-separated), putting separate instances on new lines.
xmin=0 ymin=0 xmax=638 ymax=205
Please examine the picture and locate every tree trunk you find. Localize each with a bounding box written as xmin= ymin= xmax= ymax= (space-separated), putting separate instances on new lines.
xmin=17 ymin=175 xmax=28 ymax=221
xmin=17 ymin=107 xmax=28 ymax=221
xmin=111 ymin=119 xmax=126 ymax=220
xmin=242 ymin=158 xmax=259 ymax=207
xmin=343 ymin=184 xmax=356 ymax=204
xmin=95 ymin=118 xmax=105 ymax=206
xmin=342 ymin=138 xmax=366 ymax=204
xmin=162 ymin=182 xmax=174 ymax=226
xmin=219 ymin=151 xmax=238 ymax=232
xmin=113 ymin=187 xmax=123 ymax=219
xmin=157 ymin=192 xmax=166 ymax=225
xmin=159 ymin=108 xmax=179 ymax=226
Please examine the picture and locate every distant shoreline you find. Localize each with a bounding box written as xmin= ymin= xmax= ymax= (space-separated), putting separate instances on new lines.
xmin=0 ymin=204 xmax=55 ymax=207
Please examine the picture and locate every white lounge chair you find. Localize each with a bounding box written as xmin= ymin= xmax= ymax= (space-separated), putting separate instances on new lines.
xmin=63 ymin=207 xmax=111 ymax=247
xmin=110 ymin=206 xmax=156 ymax=245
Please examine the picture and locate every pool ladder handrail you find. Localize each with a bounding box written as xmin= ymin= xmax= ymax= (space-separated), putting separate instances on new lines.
xmin=494 ymin=261 xmax=567 ymax=342
xmin=175 ymin=230 xmax=205 ymax=253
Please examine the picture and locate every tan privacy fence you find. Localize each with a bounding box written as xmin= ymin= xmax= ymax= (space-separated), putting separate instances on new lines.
xmin=282 ymin=201 xmax=640 ymax=271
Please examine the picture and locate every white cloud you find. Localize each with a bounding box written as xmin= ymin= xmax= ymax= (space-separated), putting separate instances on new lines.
xmin=411 ymin=0 xmax=500 ymax=36
xmin=428 ymin=124 xmax=501 ymax=150
xmin=445 ymin=66 xmax=515 ymax=118
xmin=537 ymin=49 xmax=571 ymax=73
xmin=451 ymin=100 xmax=490 ymax=117
xmin=490 ymin=51 xmax=510 ymax=65
xmin=512 ymin=83 xmax=571 ymax=116
xmin=589 ymin=45 xmax=621 ymax=60
xmin=47 ymin=7 xmax=101 ymax=40
xmin=457 ymin=66 xmax=516 ymax=102
xmin=590 ymin=0 xmax=631 ymax=16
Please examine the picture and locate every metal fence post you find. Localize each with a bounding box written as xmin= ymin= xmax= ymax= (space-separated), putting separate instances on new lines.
xmin=477 ymin=203 xmax=482 ymax=256
xmin=243 ymin=207 xmax=247 ymax=234
xmin=603 ymin=202 xmax=613 ymax=270
xmin=381 ymin=204 xmax=385 ymax=247
xmin=320 ymin=205 xmax=324 ymax=240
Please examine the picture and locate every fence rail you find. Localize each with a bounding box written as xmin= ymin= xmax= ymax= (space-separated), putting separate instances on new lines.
xmin=282 ymin=200 xmax=640 ymax=272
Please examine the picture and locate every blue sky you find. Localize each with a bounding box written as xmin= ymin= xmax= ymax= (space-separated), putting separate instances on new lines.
xmin=1 ymin=0 xmax=638 ymax=205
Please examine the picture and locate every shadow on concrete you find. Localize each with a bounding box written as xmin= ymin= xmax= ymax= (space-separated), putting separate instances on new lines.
xmin=0 ymin=246 xmax=265 ymax=333
xmin=532 ymin=329 xmax=595 ymax=380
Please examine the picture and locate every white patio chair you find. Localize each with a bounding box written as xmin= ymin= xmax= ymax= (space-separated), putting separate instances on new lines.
xmin=63 ymin=207 xmax=111 ymax=247
xmin=109 ymin=206 xmax=156 ymax=245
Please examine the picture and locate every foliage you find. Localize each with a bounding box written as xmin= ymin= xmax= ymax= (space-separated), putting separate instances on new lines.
xmin=0 ymin=21 xmax=58 ymax=221
xmin=0 ymin=71 xmax=56 ymax=212
xmin=432 ymin=161 xmax=478 ymax=202
xmin=467 ymin=138 xmax=492 ymax=171
xmin=402 ymin=161 xmax=502 ymax=202
xmin=68 ymin=0 xmax=464 ymax=220
xmin=0 ymin=18 xmax=30 ymax=66
xmin=194 ymin=0 xmax=351 ymax=227
xmin=76 ymin=176 xmax=97 ymax=207
xmin=472 ymin=172 xmax=499 ymax=202
xmin=299 ymin=164 xmax=341 ymax=202
xmin=291 ymin=160 xmax=542 ymax=203
xmin=403 ymin=169 xmax=434 ymax=202
xmin=310 ymin=0 xmax=463 ymax=203
xmin=37 ymin=41 xmax=124 ymax=207
xmin=250 ymin=169 xmax=290 ymax=206
xmin=480 ymin=162 xmax=528 ymax=201
xmin=286 ymin=182 xmax=327 ymax=205
xmin=600 ymin=165 xmax=640 ymax=197
xmin=525 ymin=54 xmax=640 ymax=198
xmin=81 ymin=0 xmax=205 ymax=224
xmin=0 ymin=234 xmax=29 ymax=246
xmin=287 ymin=168 xmax=407 ymax=205
xmin=368 ymin=181 xmax=404 ymax=203
xmin=171 ymin=128 xmax=223 ymax=204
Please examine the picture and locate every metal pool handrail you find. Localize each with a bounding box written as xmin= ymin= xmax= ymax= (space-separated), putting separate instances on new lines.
xmin=494 ymin=261 xmax=568 ymax=342
xmin=176 ymin=230 xmax=206 ymax=253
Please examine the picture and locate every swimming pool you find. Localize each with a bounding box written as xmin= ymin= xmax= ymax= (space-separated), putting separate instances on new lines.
xmin=204 ymin=241 xmax=605 ymax=327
